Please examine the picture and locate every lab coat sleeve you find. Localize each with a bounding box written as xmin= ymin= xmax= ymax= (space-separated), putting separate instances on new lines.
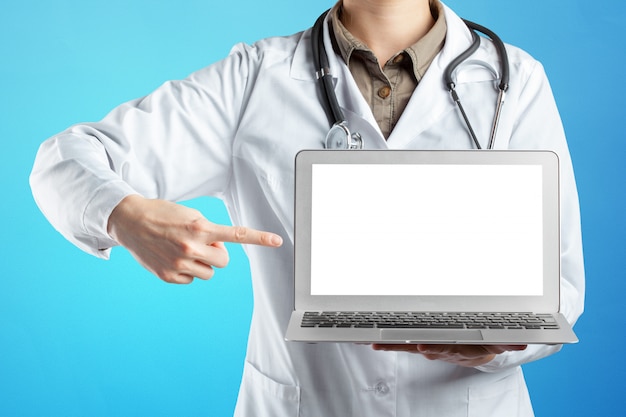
xmin=30 ymin=42 xmax=259 ymax=259
xmin=476 ymin=59 xmax=585 ymax=372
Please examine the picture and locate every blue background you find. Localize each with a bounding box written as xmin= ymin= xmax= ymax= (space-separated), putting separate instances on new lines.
xmin=1 ymin=0 xmax=624 ymax=415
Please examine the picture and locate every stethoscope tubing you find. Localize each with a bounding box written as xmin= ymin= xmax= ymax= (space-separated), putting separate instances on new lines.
xmin=445 ymin=19 xmax=509 ymax=150
xmin=462 ymin=20 xmax=509 ymax=92
xmin=312 ymin=10 xmax=510 ymax=150
xmin=312 ymin=11 xmax=346 ymax=127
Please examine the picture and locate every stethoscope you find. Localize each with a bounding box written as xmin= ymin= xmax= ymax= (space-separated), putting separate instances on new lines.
xmin=312 ymin=10 xmax=510 ymax=150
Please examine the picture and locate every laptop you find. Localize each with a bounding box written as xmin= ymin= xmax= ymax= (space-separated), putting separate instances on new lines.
xmin=285 ymin=150 xmax=578 ymax=345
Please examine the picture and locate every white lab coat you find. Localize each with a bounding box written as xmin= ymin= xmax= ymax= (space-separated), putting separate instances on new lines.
xmin=30 ymin=4 xmax=584 ymax=417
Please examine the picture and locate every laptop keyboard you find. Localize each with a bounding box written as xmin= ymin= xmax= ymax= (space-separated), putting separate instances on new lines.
xmin=301 ymin=311 xmax=560 ymax=330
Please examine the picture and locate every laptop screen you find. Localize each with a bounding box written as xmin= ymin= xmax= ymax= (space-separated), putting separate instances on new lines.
xmin=309 ymin=163 xmax=544 ymax=297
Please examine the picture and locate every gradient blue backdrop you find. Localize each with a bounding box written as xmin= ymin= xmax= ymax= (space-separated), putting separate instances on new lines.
xmin=2 ymin=1 xmax=624 ymax=415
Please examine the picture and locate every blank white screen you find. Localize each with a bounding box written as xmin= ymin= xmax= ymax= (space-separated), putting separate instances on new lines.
xmin=309 ymin=164 xmax=544 ymax=296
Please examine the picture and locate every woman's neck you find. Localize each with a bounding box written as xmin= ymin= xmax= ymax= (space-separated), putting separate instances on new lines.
xmin=341 ymin=0 xmax=435 ymax=64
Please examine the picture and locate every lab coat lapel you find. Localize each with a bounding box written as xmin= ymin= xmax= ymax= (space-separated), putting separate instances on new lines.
xmin=386 ymin=4 xmax=478 ymax=149
xmin=290 ymin=29 xmax=315 ymax=82
xmin=385 ymin=56 xmax=453 ymax=148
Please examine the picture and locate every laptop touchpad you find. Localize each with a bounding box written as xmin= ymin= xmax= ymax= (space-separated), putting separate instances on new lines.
xmin=380 ymin=329 xmax=483 ymax=342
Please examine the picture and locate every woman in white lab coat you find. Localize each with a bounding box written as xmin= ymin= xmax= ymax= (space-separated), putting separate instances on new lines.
xmin=30 ymin=1 xmax=584 ymax=416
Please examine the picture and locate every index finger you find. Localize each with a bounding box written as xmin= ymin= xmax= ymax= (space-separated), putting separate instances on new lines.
xmin=210 ymin=224 xmax=283 ymax=247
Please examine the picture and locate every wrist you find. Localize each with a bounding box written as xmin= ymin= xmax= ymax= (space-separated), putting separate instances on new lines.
xmin=107 ymin=194 xmax=145 ymax=241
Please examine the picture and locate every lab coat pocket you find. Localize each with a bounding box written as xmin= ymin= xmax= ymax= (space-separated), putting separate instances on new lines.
xmin=468 ymin=369 xmax=534 ymax=417
xmin=235 ymin=360 xmax=301 ymax=417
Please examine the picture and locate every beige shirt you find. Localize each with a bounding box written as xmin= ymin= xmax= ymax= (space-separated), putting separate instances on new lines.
xmin=330 ymin=1 xmax=447 ymax=138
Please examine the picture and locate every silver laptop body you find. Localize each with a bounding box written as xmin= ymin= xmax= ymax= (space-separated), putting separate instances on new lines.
xmin=285 ymin=150 xmax=577 ymax=344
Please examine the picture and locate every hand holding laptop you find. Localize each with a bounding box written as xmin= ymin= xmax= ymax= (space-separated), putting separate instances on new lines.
xmin=372 ymin=344 xmax=527 ymax=367
xmin=107 ymin=195 xmax=283 ymax=284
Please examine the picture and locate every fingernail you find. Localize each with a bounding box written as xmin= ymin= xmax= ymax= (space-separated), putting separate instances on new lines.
xmin=271 ymin=235 xmax=283 ymax=246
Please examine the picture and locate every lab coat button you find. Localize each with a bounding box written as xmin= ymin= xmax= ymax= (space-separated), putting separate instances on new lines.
xmin=378 ymin=86 xmax=391 ymax=99
xmin=375 ymin=382 xmax=390 ymax=395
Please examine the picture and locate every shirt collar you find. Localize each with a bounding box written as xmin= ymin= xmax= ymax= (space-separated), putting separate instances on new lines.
xmin=329 ymin=0 xmax=447 ymax=80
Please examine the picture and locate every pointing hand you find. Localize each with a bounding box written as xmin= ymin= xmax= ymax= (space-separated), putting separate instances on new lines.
xmin=108 ymin=195 xmax=283 ymax=284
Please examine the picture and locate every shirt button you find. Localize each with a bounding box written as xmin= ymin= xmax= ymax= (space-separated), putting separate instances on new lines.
xmin=378 ymin=86 xmax=391 ymax=99
xmin=375 ymin=382 xmax=390 ymax=395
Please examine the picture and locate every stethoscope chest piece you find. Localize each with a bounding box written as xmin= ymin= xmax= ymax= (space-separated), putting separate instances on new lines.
xmin=325 ymin=122 xmax=363 ymax=150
